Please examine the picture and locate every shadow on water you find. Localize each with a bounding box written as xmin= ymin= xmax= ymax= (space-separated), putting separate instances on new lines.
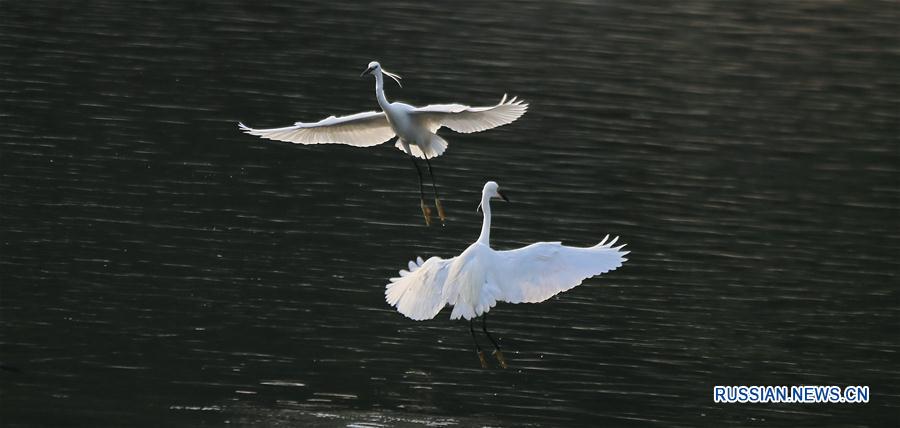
xmin=1 ymin=0 xmax=898 ymax=426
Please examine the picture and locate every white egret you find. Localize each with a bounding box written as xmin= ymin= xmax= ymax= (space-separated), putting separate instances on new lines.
xmin=385 ymin=181 xmax=629 ymax=368
xmin=238 ymin=61 xmax=528 ymax=226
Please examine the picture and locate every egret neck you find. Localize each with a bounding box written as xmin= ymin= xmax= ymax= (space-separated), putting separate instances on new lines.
xmin=374 ymin=70 xmax=390 ymax=111
xmin=477 ymin=193 xmax=492 ymax=246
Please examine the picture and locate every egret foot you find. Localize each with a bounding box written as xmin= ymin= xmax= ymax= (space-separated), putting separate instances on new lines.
xmin=477 ymin=351 xmax=489 ymax=368
xmin=492 ymin=350 xmax=508 ymax=369
xmin=434 ymin=197 xmax=446 ymax=224
xmin=420 ymin=200 xmax=432 ymax=226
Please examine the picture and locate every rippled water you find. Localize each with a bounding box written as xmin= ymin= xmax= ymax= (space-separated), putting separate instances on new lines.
xmin=1 ymin=0 xmax=898 ymax=426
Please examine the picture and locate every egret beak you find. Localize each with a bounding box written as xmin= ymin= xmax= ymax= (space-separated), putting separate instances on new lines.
xmin=360 ymin=67 xmax=373 ymax=77
xmin=498 ymin=191 xmax=510 ymax=202
xmin=382 ymin=69 xmax=403 ymax=87
xmin=476 ymin=201 xmax=483 ymax=213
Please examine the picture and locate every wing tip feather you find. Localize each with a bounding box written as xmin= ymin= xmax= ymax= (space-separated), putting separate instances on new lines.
xmin=237 ymin=122 xmax=256 ymax=134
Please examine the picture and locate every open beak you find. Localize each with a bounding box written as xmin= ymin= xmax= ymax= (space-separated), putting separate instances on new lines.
xmin=360 ymin=67 xmax=373 ymax=77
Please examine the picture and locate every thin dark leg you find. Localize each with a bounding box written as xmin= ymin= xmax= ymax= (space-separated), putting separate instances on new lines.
xmin=423 ymin=154 xmax=440 ymax=200
xmin=409 ymin=154 xmax=425 ymax=201
xmin=470 ymin=319 xmax=488 ymax=368
xmin=482 ymin=313 xmax=508 ymax=368
xmin=481 ymin=313 xmax=500 ymax=350
xmin=408 ymin=153 xmax=431 ymax=225
xmin=423 ymin=153 xmax=446 ymax=223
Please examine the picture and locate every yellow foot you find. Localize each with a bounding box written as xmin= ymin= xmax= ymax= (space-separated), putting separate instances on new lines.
xmin=477 ymin=351 xmax=489 ymax=369
xmin=420 ymin=200 xmax=432 ymax=226
xmin=493 ymin=350 xmax=508 ymax=369
xmin=434 ymin=198 xmax=446 ymax=224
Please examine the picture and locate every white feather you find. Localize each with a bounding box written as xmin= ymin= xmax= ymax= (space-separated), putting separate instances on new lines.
xmin=238 ymin=110 xmax=394 ymax=147
xmin=394 ymin=134 xmax=448 ymax=159
xmin=385 ymin=256 xmax=454 ymax=321
xmin=411 ymin=94 xmax=529 ymax=134
xmin=491 ymin=241 xmax=628 ymax=304
xmin=240 ymin=63 xmax=526 ymax=169
xmin=384 ymin=181 xmax=628 ymax=321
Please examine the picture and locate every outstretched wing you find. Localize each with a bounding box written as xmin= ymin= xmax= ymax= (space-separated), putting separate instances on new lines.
xmin=411 ymin=94 xmax=528 ymax=134
xmin=385 ymin=256 xmax=455 ymax=321
xmin=491 ymin=235 xmax=628 ymax=304
xmin=238 ymin=111 xmax=395 ymax=147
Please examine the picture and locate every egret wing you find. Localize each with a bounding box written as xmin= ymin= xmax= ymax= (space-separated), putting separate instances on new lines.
xmin=238 ymin=111 xmax=394 ymax=147
xmin=411 ymin=94 xmax=528 ymax=134
xmin=491 ymin=236 xmax=628 ymax=304
xmin=385 ymin=256 xmax=455 ymax=321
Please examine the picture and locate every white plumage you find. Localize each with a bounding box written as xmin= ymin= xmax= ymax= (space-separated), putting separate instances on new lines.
xmin=385 ymin=181 xmax=629 ymax=321
xmin=238 ymin=62 xmax=527 ymax=160
xmin=239 ymin=61 xmax=527 ymax=226
xmin=239 ymin=111 xmax=392 ymax=147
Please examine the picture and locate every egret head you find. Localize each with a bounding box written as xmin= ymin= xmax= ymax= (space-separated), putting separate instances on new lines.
xmin=361 ymin=61 xmax=380 ymax=75
xmin=361 ymin=61 xmax=402 ymax=87
xmin=478 ymin=181 xmax=510 ymax=212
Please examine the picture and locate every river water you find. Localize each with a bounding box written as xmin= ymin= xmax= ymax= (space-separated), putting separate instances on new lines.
xmin=1 ymin=0 xmax=898 ymax=426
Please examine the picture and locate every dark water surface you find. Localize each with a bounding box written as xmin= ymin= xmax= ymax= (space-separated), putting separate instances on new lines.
xmin=2 ymin=0 xmax=899 ymax=426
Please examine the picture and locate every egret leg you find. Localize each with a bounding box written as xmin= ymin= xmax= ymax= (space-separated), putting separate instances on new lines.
xmin=482 ymin=313 xmax=508 ymax=369
xmin=470 ymin=319 xmax=488 ymax=368
xmin=408 ymin=153 xmax=431 ymax=226
xmin=423 ymin=154 xmax=446 ymax=224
